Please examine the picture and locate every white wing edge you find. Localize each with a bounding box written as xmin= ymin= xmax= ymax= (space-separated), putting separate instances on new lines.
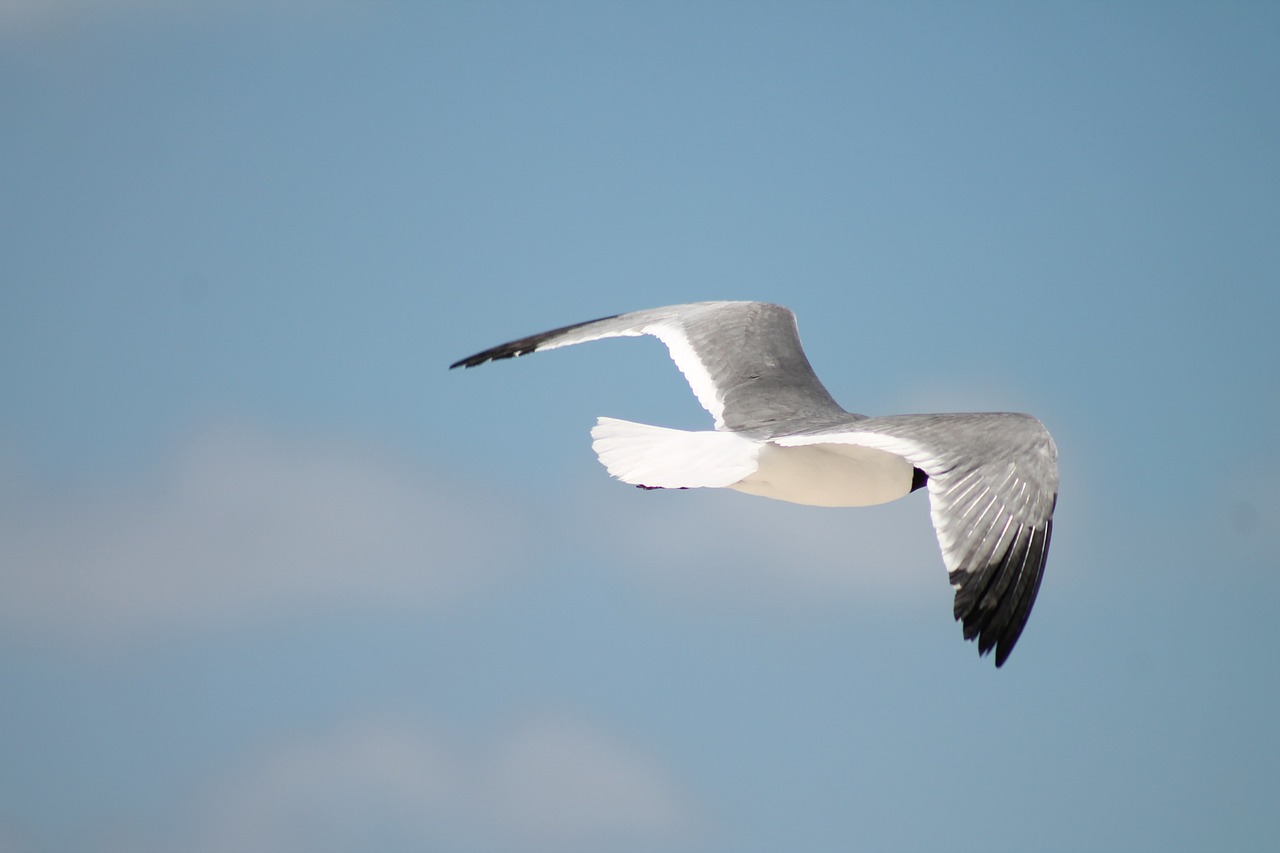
xmin=520 ymin=315 xmax=728 ymax=429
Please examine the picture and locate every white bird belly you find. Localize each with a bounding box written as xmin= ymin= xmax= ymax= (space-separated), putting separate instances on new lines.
xmin=729 ymin=442 xmax=915 ymax=508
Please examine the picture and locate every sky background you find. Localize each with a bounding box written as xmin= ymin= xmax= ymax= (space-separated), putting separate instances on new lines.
xmin=2 ymin=1 xmax=1279 ymax=851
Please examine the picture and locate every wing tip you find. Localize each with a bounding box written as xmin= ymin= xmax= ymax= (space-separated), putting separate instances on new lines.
xmin=450 ymin=312 xmax=627 ymax=371
xmin=449 ymin=345 xmax=531 ymax=370
xmin=952 ymin=518 xmax=1052 ymax=669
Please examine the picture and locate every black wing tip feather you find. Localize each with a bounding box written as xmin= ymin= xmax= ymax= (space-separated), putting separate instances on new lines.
xmin=953 ymin=518 xmax=1053 ymax=668
xmin=449 ymin=341 xmax=536 ymax=370
xmin=449 ymin=312 xmax=623 ymax=371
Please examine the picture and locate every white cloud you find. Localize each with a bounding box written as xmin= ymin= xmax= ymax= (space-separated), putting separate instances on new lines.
xmin=488 ymin=714 xmax=698 ymax=851
xmin=573 ymin=482 xmax=946 ymax=612
xmin=0 ymin=417 xmax=961 ymax=651
xmin=179 ymin=713 xmax=700 ymax=853
xmin=0 ymin=421 xmax=521 ymax=648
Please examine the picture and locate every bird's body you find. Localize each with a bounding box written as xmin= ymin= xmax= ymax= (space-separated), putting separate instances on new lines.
xmin=451 ymin=301 xmax=1058 ymax=666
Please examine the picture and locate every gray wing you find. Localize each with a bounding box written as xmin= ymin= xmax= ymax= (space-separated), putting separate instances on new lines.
xmin=776 ymin=412 xmax=1059 ymax=666
xmin=450 ymin=301 xmax=848 ymax=432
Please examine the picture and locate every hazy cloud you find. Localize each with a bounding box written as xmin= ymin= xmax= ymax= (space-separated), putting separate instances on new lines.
xmin=180 ymin=713 xmax=700 ymax=853
xmin=0 ymin=421 xmax=519 ymax=647
xmin=0 ymin=417 xmax=981 ymax=651
xmin=0 ymin=0 xmax=359 ymax=39
xmin=575 ymin=483 xmax=944 ymax=611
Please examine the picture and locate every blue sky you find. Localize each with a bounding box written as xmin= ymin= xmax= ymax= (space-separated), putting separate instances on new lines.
xmin=2 ymin=2 xmax=1278 ymax=851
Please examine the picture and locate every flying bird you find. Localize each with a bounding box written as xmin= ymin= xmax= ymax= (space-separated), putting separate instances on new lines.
xmin=450 ymin=301 xmax=1058 ymax=666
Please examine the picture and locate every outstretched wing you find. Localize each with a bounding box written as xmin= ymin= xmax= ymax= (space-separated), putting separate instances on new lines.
xmin=450 ymin=301 xmax=848 ymax=432
xmin=775 ymin=412 xmax=1059 ymax=666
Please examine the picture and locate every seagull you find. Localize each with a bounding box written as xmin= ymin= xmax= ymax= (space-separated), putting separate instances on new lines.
xmin=451 ymin=301 xmax=1058 ymax=666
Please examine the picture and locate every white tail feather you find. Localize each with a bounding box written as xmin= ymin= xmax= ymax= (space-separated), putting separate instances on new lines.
xmin=590 ymin=417 xmax=758 ymax=489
